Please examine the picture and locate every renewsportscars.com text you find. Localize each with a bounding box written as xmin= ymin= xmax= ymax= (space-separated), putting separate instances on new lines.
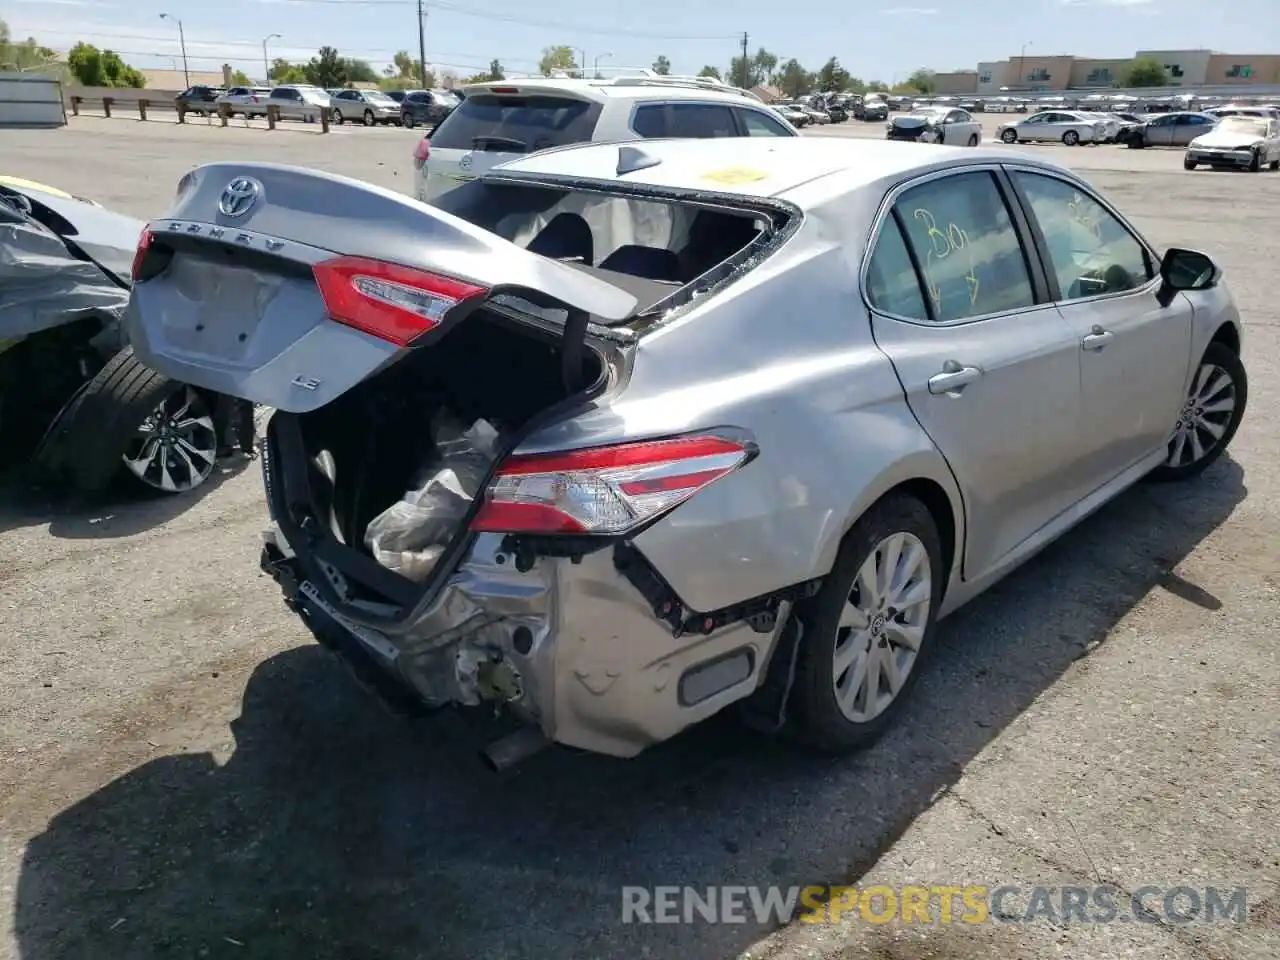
xmin=621 ymin=884 xmax=1248 ymax=926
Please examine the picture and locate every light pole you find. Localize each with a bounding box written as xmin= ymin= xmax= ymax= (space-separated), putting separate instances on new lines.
xmin=1017 ymin=41 xmax=1032 ymax=90
xmin=159 ymin=13 xmax=189 ymax=87
xmin=593 ymin=52 xmax=611 ymax=79
xmin=262 ymin=33 xmax=280 ymax=85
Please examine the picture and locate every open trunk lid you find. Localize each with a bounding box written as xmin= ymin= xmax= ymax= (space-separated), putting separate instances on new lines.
xmin=124 ymin=161 xmax=639 ymax=413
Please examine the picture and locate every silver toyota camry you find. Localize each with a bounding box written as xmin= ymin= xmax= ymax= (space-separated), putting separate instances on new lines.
xmin=123 ymin=137 xmax=1248 ymax=766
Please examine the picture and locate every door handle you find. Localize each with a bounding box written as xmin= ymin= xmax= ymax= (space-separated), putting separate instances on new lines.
xmin=928 ymin=361 xmax=983 ymax=395
xmin=1081 ymin=325 xmax=1115 ymax=351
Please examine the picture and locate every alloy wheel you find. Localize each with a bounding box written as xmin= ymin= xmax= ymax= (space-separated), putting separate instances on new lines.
xmin=122 ymin=386 xmax=218 ymax=493
xmin=831 ymin=531 xmax=932 ymax=723
xmin=1001 ymin=129 xmax=1017 ymax=143
xmin=1166 ymin=362 xmax=1236 ymax=469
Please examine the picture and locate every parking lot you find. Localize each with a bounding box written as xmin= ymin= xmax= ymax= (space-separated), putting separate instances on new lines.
xmin=1 ymin=117 xmax=1277 ymax=960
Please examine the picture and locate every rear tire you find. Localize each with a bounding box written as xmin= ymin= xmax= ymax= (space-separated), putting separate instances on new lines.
xmin=1063 ymin=130 xmax=1080 ymax=146
xmin=363 ymin=109 xmax=375 ymax=126
xmin=1145 ymin=341 xmax=1246 ymax=483
xmin=967 ymin=133 xmax=979 ymax=146
xmin=1270 ymin=159 xmax=1280 ymax=171
xmin=33 ymin=347 xmax=216 ymax=495
xmin=790 ymin=494 xmax=944 ymax=754
xmin=403 ymin=113 xmax=415 ymax=129
xmin=1128 ymin=136 xmax=1144 ymax=149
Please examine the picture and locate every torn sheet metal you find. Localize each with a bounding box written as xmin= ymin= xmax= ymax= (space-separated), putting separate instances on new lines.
xmin=0 ymin=217 xmax=129 ymax=346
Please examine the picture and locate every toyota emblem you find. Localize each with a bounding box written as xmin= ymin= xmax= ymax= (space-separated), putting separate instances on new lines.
xmin=458 ymin=154 xmax=473 ymax=171
xmin=218 ymin=177 xmax=263 ymax=218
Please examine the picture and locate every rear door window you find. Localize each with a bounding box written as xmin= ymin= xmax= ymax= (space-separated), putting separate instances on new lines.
xmin=430 ymin=94 xmax=602 ymax=153
xmin=894 ymin=171 xmax=1036 ymax=323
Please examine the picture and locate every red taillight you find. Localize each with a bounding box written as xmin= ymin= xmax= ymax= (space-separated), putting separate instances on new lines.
xmin=414 ymin=137 xmax=431 ymax=162
xmin=312 ymin=256 xmax=487 ymax=347
xmin=471 ymin=434 xmax=752 ymax=536
xmin=131 ymin=227 xmax=154 ymax=282
xmin=488 ymin=86 xmax=518 ymax=94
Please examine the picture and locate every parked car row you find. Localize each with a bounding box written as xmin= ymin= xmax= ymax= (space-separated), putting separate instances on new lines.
xmin=173 ymin=83 xmax=462 ymax=128
xmin=993 ymin=104 xmax=1280 ymax=170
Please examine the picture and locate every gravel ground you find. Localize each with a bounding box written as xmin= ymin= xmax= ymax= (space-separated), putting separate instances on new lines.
xmin=0 ymin=117 xmax=1277 ymax=960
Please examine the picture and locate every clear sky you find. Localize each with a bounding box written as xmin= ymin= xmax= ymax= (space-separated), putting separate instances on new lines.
xmin=5 ymin=0 xmax=1280 ymax=86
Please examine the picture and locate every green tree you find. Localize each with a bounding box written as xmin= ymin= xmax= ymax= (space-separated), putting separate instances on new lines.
xmin=230 ymin=68 xmax=251 ymax=85
xmin=776 ymin=58 xmax=813 ymax=98
xmin=66 ymin=42 xmax=144 ymax=87
xmin=728 ymin=48 xmax=778 ymax=88
xmin=539 ymin=45 xmax=577 ymax=76
xmin=303 ymin=46 xmax=346 ymax=88
xmin=866 ymin=80 xmax=889 ymax=93
xmin=815 ymin=56 xmax=851 ymax=91
xmin=0 ymin=20 xmax=61 ymax=74
xmin=652 ymin=55 xmax=670 ymax=75
xmin=341 ymin=58 xmax=379 ymax=83
xmin=269 ymin=58 xmax=307 ymax=83
xmin=902 ymin=67 xmax=936 ymax=94
xmin=1123 ymin=58 xmax=1166 ymax=88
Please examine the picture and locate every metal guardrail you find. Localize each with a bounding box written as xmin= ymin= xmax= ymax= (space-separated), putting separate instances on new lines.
xmin=66 ymin=93 xmax=333 ymax=133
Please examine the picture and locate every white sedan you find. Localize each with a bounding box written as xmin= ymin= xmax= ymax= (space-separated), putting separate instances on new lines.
xmin=885 ymin=106 xmax=983 ymax=146
xmin=996 ymin=110 xmax=1106 ymax=146
xmin=1185 ymin=115 xmax=1280 ymax=171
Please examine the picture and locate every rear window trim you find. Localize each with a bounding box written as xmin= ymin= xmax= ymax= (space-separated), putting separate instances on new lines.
xmin=476 ymin=170 xmax=801 ymax=334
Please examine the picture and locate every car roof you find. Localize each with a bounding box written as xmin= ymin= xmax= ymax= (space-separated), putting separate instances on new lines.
xmin=490 ymin=136 xmax=1072 ymax=204
xmin=460 ymin=76 xmax=763 ymax=106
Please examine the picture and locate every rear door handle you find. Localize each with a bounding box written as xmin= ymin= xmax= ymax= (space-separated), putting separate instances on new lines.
xmin=928 ymin=361 xmax=983 ymax=395
xmin=1081 ymin=325 xmax=1115 ymax=351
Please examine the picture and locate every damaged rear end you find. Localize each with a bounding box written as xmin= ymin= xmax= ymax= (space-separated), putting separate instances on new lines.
xmin=126 ymin=160 xmax=786 ymax=760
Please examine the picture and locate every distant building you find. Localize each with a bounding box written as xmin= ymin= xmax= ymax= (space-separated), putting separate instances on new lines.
xmin=140 ymin=67 xmax=231 ymax=90
xmin=750 ymin=84 xmax=783 ymax=103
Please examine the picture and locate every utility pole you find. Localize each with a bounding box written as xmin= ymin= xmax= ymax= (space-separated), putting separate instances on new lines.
xmin=262 ymin=33 xmax=280 ymax=86
xmin=417 ymin=0 xmax=428 ymax=88
xmin=159 ymin=13 xmax=189 ymax=87
xmin=740 ymin=31 xmax=749 ymax=89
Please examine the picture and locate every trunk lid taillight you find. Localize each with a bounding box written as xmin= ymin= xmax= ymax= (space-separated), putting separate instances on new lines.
xmin=312 ymin=256 xmax=487 ymax=347
xmin=471 ymin=434 xmax=754 ymax=536
xmin=413 ymin=137 xmax=431 ymax=170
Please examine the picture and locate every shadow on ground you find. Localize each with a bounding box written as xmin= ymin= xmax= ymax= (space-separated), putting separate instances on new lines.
xmin=13 ymin=460 xmax=1246 ymax=960
xmin=0 ymin=455 xmax=253 ymax=540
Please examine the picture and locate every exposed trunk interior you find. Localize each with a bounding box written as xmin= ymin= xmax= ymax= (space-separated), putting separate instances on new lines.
xmin=280 ymin=307 xmax=604 ymax=604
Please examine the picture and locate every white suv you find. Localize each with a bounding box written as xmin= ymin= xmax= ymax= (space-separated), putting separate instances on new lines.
xmin=413 ymin=75 xmax=798 ymax=203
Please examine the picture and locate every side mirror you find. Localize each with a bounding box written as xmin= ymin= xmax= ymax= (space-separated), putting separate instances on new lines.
xmin=1158 ymin=248 xmax=1219 ymax=305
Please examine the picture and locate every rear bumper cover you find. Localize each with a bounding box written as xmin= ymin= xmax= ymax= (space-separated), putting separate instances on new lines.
xmin=261 ymin=525 xmax=790 ymax=757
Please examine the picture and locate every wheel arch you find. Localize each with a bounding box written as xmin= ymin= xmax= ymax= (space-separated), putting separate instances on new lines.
xmin=1209 ymin=321 xmax=1240 ymax=356
xmin=827 ymin=454 xmax=965 ymax=606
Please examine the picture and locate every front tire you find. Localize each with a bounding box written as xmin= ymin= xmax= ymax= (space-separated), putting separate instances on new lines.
xmin=1184 ymin=155 xmax=1198 ymax=170
xmin=330 ymin=108 xmax=343 ymax=124
xmin=363 ymin=109 xmax=375 ymax=126
xmin=1270 ymin=159 xmax=1280 ymax=171
xmin=791 ymin=495 xmax=944 ymax=754
xmin=1248 ymin=149 xmax=1262 ymax=172
xmin=1000 ymin=128 xmax=1017 ymax=143
xmin=403 ymin=113 xmax=415 ymax=129
xmin=967 ymin=133 xmax=979 ymax=146
xmin=1146 ymin=341 xmax=1247 ymax=483
xmin=33 ymin=347 xmax=218 ymax=495
xmin=1063 ymin=130 xmax=1080 ymax=146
